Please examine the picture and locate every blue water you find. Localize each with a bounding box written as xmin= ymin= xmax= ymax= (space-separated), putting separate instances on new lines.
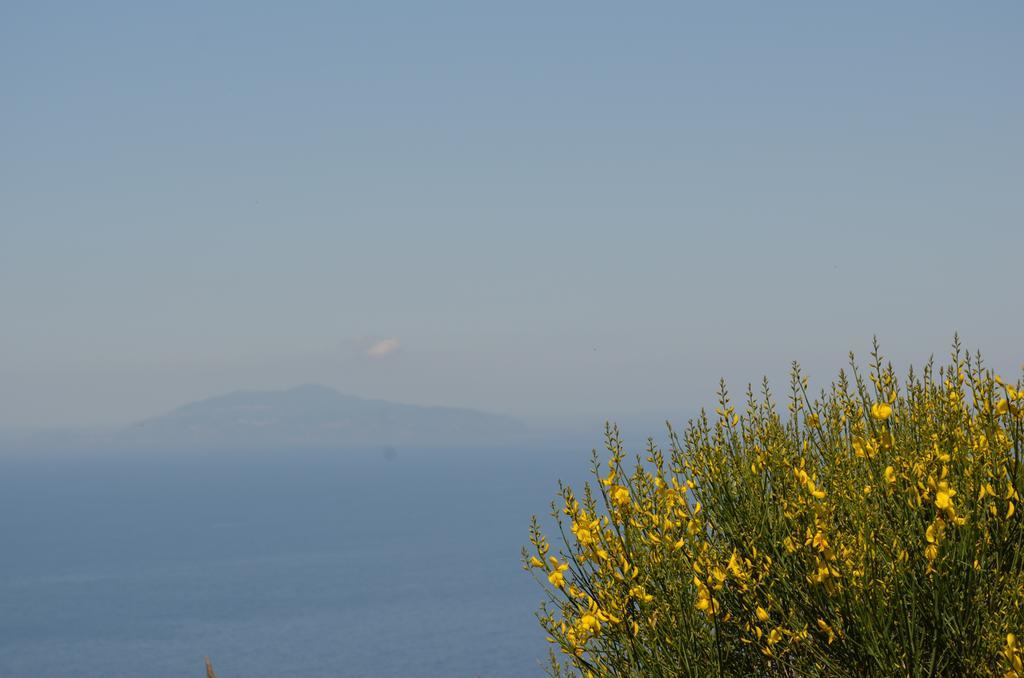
xmin=0 ymin=446 xmax=592 ymax=677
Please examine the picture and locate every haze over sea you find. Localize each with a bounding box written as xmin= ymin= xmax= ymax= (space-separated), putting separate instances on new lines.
xmin=3 ymin=2 xmax=1021 ymax=676
xmin=0 ymin=445 xmax=593 ymax=677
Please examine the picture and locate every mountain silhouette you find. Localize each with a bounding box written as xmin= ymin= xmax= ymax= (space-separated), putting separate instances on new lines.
xmin=116 ymin=384 xmax=527 ymax=450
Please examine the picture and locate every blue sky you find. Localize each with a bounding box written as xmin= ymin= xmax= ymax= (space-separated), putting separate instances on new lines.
xmin=2 ymin=2 xmax=1022 ymax=430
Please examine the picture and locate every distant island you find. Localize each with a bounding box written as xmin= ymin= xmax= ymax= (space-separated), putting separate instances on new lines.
xmin=1 ymin=385 xmax=528 ymax=453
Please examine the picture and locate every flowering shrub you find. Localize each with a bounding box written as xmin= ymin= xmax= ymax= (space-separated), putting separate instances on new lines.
xmin=524 ymin=339 xmax=1024 ymax=676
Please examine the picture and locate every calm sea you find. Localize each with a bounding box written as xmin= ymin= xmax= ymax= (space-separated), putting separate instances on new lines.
xmin=0 ymin=445 xmax=593 ymax=677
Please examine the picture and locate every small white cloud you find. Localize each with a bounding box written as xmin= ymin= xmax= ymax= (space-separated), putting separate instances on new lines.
xmin=365 ymin=338 xmax=400 ymax=358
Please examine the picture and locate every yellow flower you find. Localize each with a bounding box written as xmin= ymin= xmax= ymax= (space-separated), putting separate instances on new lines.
xmin=816 ymin=618 xmax=836 ymax=644
xmin=1006 ymin=633 xmax=1023 ymax=674
xmin=629 ymin=585 xmax=654 ymax=603
xmin=610 ymin=485 xmax=631 ymax=508
xmin=579 ymin=613 xmax=601 ymax=634
xmin=870 ymin=402 xmax=892 ymax=420
xmin=695 ymin=593 xmax=719 ymax=615
xmin=756 ymin=606 xmax=770 ymax=622
xmin=806 ymin=413 xmax=820 ymax=428
xmin=806 ymin=478 xmax=827 ymax=499
xmin=884 ymin=466 xmax=897 ymax=484
xmin=852 ymin=436 xmax=878 ymax=458
xmin=548 ymin=560 xmax=569 ymax=588
xmin=572 ymin=517 xmax=599 ymax=547
xmin=934 ymin=482 xmax=956 ymax=512
xmin=529 ymin=556 xmax=544 ymax=568
xmin=925 ymin=517 xmax=945 ymax=544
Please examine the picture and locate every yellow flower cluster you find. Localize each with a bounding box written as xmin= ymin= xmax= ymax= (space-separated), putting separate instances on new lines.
xmin=523 ymin=339 xmax=1024 ymax=676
